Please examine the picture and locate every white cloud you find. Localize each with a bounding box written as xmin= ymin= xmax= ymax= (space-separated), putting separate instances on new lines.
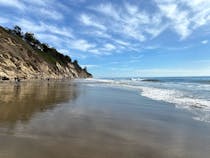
xmin=58 ymin=48 xmax=88 ymax=60
xmin=42 ymin=23 xmax=74 ymax=38
xmin=88 ymin=46 xmax=114 ymax=55
xmin=36 ymin=33 xmax=63 ymax=47
xmin=1 ymin=0 xmax=210 ymax=57
xmin=68 ymin=39 xmax=96 ymax=52
xmin=16 ymin=19 xmax=42 ymax=32
xmin=201 ymin=40 xmax=208 ymax=44
xmin=81 ymin=30 xmax=111 ymax=42
xmin=103 ymin=43 xmax=116 ymax=51
xmin=0 ymin=17 xmax=9 ymax=24
xmin=89 ymin=30 xmax=111 ymax=38
xmin=58 ymin=49 xmax=70 ymax=55
xmin=22 ymin=0 xmax=49 ymax=6
xmin=39 ymin=8 xmax=63 ymax=20
xmin=0 ymin=0 xmax=64 ymax=21
xmin=67 ymin=0 xmax=86 ymax=4
xmin=79 ymin=14 xmax=107 ymax=30
xmin=124 ymin=2 xmax=138 ymax=15
xmin=144 ymin=45 xmax=160 ymax=50
xmin=4 ymin=1 xmax=65 ymax=23
xmin=158 ymin=3 xmax=191 ymax=39
xmin=155 ymin=0 xmax=210 ymax=39
xmin=25 ymin=1 xmax=64 ymax=21
xmin=146 ymin=26 xmax=166 ymax=38
xmin=90 ymin=2 xmax=165 ymax=42
xmin=114 ymin=39 xmax=130 ymax=46
xmin=16 ymin=19 xmax=74 ymax=38
xmin=88 ymin=49 xmax=101 ymax=55
xmin=187 ymin=0 xmax=210 ymax=29
xmin=88 ymin=49 xmax=111 ymax=55
xmin=122 ymin=25 xmax=146 ymax=41
xmin=0 ymin=0 xmax=25 ymax=10
xmin=80 ymin=64 xmax=98 ymax=68
xmin=91 ymin=3 xmax=120 ymax=20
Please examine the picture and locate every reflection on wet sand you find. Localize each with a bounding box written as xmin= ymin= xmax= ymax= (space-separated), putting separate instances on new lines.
xmin=0 ymin=81 xmax=78 ymax=124
xmin=0 ymin=82 xmax=210 ymax=158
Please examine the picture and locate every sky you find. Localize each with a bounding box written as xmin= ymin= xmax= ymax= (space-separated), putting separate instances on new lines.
xmin=0 ymin=0 xmax=210 ymax=77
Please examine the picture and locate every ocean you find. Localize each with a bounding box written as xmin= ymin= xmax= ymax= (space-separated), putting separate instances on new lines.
xmin=81 ymin=77 xmax=210 ymax=123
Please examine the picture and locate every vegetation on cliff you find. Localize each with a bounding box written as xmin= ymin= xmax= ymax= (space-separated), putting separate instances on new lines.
xmin=0 ymin=25 xmax=92 ymax=80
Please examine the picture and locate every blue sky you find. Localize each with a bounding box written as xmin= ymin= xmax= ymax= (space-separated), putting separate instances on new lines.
xmin=0 ymin=0 xmax=210 ymax=77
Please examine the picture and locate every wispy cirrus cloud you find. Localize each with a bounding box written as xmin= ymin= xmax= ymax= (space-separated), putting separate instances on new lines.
xmin=0 ymin=0 xmax=25 ymax=10
xmin=156 ymin=2 xmax=191 ymax=39
xmin=79 ymin=14 xmax=107 ymax=31
xmin=91 ymin=3 xmax=120 ymax=20
xmin=183 ymin=0 xmax=210 ymax=28
xmin=39 ymin=9 xmax=63 ymax=20
xmin=16 ymin=19 xmax=74 ymax=38
xmin=0 ymin=0 xmax=64 ymax=21
xmin=68 ymin=39 xmax=96 ymax=52
xmin=58 ymin=49 xmax=87 ymax=59
xmin=89 ymin=2 xmax=164 ymax=42
xmin=87 ymin=0 xmax=210 ymax=44
xmin=113 ymin=39 xmax=130 ymax=46
xmin=36 ymin=33 xmax=64 ymax=47
xmin=103 ymin=43 xmax=116 ymax=51
xmin=155 ymin=0 xmax=210 ymax=39
xmin=88 ymin=44 xmax=117 ymax=56
xmin=21 ymin=0 xmax=50 ymax=6
xmin=3 ymin=0 xmax=209 ymax=57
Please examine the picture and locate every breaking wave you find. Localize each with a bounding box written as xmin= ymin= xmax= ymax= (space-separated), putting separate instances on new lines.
xmin=82 ymin=78 xmax=210 ymax=122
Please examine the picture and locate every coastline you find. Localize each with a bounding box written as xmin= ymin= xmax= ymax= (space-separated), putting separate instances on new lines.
xmin=0 ymin=80 xmax=210 ymax=158
xmin=0 ymin=77 xmax=91 ymax=83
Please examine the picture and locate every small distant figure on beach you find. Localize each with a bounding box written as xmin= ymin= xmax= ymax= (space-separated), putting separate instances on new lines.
xmin=15 ymin=77 xmax=20 ymax=83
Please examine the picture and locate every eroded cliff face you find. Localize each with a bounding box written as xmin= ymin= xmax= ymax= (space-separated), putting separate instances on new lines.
xmin=0 ymin=26 xmax=92 ymax=80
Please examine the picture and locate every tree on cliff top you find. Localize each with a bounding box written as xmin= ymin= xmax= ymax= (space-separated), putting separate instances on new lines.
xmin=6 ymin=25 xmax=74 ymax=67
xmin=24 ymin=32 xmax=41 ymax=48
xmin=13 ymin=25 xmax=23 ymax=37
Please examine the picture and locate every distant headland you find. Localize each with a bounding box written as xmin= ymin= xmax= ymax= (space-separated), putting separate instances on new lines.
xmin=0 ymin=25 xmax=92 ymax=81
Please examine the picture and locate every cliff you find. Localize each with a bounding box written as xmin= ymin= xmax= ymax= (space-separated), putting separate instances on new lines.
xmin=0 ymin=26 xmax=92 ymax=80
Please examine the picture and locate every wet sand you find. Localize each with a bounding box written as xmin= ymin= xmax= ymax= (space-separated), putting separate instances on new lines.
xmin=0 ymin=81 xmax=210 ymax=158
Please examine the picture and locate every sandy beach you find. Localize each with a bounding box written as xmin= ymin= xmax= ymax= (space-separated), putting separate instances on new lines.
xmin=0 ymin=80 xmax=210 ymax=158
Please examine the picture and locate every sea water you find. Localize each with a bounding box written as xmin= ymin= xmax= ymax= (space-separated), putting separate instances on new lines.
xmin=82 ymin=77 xmax=210 ymax=122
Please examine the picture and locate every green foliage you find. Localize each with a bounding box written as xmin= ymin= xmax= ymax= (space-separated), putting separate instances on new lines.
xmin=36 ymin=50 xmax=57 ymax=65
xmin=24 ymin=32 xmax=36 ymax=43
xmin=73 ymin=60 xmax=82 ymax=71
xmin=73 ymin=60 xmax=78 ymax=65
xmin=7 ymin=25 xmax=73 ymax=67
xmin=42 ymin=43 xmax=50 ymax=52
xmin=42 ymin=46 xmax=72 ymax=66
xmin=13 ymin=25 xmax=23 ymax=37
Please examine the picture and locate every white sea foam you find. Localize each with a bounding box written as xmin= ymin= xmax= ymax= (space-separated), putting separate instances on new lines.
xmin=83 ymin=78 xmax=114 ymax=83
xmin=140 ymin=86 xmax=210 ymax=109
xmin=130 ymin=78 xmax=144 ymax=81
xmin=83 ymin=78 xmax=210 ymax=122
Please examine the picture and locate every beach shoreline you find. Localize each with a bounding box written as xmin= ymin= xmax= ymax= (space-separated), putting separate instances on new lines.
xmin=0 ymin=80 xmax=210 ymax=158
